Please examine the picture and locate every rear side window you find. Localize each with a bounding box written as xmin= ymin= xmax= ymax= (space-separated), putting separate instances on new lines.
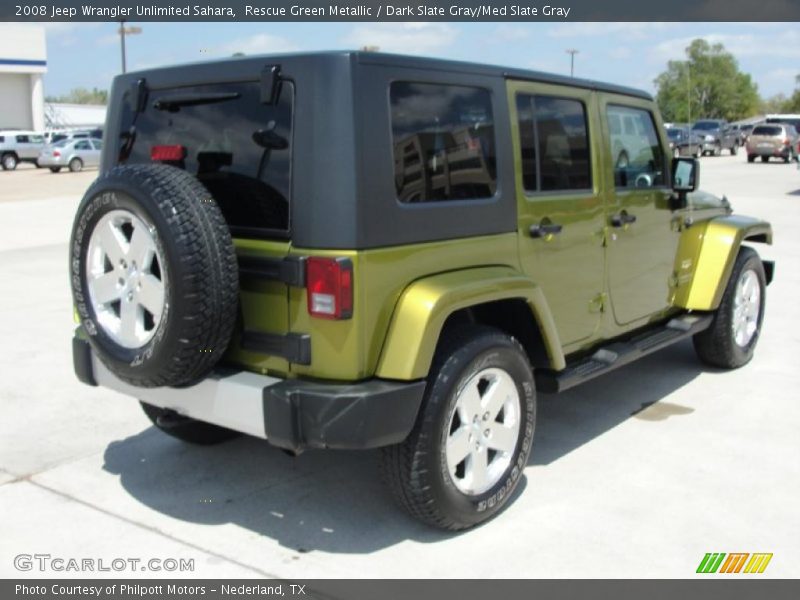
xmin=16 ymin=135 xmax=29 ymax=143
xmin=516 ymin=94 xmax=591 ymax=192
xmin=121 ymin=80 xmax=294 ymax=235
xmin=74 ymin=141 xmax=91 ymax=150
xmin=0 ymin=136 xmax=4 ymax=143
xmin=752 ymin=126 xmax=782 ymax=136
xmin=606 ymin=105 xmax=665 ymax=189
xmin=390 ymin=82 xmax=496 ymax=203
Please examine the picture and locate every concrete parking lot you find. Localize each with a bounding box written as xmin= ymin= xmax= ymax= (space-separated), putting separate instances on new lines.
xmin=0 ymin=155 xmax=798 ymax=578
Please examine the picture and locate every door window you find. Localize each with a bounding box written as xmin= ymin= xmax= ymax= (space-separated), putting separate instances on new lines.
xmin=516 ymin=94 xmax=591 ymax=192
xmin=606 ymin=105 xmax=665 ymax=189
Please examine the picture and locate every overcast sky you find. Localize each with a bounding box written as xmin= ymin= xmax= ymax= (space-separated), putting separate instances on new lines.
xmin=37 ymin=21 xmax=800 ymax=100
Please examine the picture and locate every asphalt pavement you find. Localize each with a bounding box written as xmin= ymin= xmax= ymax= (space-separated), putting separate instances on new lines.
xmin=0 ymin=155 xmax=798 ymax=578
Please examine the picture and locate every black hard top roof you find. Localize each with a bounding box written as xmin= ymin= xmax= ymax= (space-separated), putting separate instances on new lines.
xmin=127 ymin=50 xmax=652 ymax=101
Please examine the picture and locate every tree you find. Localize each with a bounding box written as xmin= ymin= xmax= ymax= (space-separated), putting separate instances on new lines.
xmin=654 ymin=39 xmax=759 ymax=122
xmin=783 ymin=75 xmax=800 ymax=113
xmin=45 ymin=87 xmax=108 ymax=105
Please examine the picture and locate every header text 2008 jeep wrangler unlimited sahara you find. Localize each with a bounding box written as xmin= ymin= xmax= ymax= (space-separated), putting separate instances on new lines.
xmin=71 ymin=52 xmax=774 ymax=530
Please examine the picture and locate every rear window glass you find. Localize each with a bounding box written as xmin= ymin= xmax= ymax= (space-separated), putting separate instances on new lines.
xmin=390 ymin=82 xmax=497 ymax=203
xmin=0 ymin=136 xmax=4 ymax=143
xmin=516 ymin=94 xmax=591 ymax=192
xmin=121 ymin=80 xmax=294 ymax=235
xmin=752 ymin=126 xmax=783 ymax=136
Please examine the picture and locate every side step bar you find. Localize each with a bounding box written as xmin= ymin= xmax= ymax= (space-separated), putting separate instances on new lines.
xmin=535 ymin=314 xmax=713 ymax=394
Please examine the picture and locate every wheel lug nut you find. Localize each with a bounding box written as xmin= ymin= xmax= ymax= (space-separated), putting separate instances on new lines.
xmin=484 ymin=429 xmax=490 ymax=437
xmin=483 ymin=411 xmax=490 ymax=421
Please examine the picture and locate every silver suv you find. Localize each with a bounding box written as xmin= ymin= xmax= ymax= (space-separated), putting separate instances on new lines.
xmin=0 ymin=131 xmax=46 ymax=170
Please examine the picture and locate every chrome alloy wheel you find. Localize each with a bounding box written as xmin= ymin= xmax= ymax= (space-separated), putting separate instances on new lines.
xmin=86 ymin=209 xmax=167 ymax=349
xmin=445 ymin=367 xmax=521 ymax=496
xmin=732 ymin=269 xmax=761 ymax=348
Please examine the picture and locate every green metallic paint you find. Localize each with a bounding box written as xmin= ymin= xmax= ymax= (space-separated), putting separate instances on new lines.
xmin=672 ymin=215 xmax=772 ymax=310
xmin=375 ymin=266 xmax=564 ymax=380
xmin=507 ymin=80 xmax=607 ymax=353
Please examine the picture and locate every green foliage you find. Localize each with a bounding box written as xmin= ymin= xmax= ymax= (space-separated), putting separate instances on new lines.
xmin=654 ymin=39 xmax=760 ymax=122
xmin=45 ymin=87 xmax=108 ymax=105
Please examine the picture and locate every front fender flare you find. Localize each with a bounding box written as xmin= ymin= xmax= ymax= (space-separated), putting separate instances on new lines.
xmin=375 ymin=267 xmax=564 ymax=380
xmin=673 ymin=215 xmax=772 ymax=311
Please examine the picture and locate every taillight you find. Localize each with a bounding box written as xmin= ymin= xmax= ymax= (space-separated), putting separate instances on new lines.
xmin=151 ymin=144 xmax=186 ymax=161
xmin=306 ymin=257 xmax=353 ymax=320
xmin=53 ymin=150 xmax=60 ymax=157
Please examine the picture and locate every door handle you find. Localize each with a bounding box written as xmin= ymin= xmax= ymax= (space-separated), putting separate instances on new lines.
xmin=529 ymin=222 xmax=563 ymax=238
xmin=610 ymin=212 xmax=637 ymax=227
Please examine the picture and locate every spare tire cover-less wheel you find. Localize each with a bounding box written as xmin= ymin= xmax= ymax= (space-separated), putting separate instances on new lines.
xmin=70 ymin=164 xmax=239 ymax=387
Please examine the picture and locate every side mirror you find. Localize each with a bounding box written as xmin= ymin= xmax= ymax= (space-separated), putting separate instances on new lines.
xmin=672 ymin=157 xmax=698 ymax=192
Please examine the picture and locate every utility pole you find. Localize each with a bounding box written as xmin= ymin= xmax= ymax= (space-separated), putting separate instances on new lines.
xmin=566 ymin=49 xmax=579 ymax=77
xmin=686 ymin=64 xmax=692 ymax=124
xmin=118 ymin=21 xmax=142 ymax=74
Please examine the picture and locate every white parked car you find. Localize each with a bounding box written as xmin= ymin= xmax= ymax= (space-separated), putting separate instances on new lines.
xmin=37 ymin=138 xmax=103 ymax=173
xmin=0 ymin=130 xmax=46 ymax=170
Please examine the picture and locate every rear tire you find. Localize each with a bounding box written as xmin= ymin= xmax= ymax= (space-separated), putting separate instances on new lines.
xmin=140 ymin=402 xmax=240 ymax=445
xmin=381 ymin=326 xmax=536 ymax=530
xmin=747 ymin=154 xmax=756 ymax=163
xmin=693 ymin=247 xmax=766 ymax=369
xmin=761 ymin=156 xmax=769 ymax=163
xmin=730 ymin=144 xmax=738 ymax=156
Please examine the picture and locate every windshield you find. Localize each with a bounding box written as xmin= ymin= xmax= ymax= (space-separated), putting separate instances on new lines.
xmin=692 ymin=121 xmax=720 ymax=131
xmin=667 ymin=129 xmax=683 ymax=140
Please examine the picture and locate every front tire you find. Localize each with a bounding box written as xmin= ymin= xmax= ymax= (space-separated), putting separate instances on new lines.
xmin=381 ymin=326 xmax=536 ymax=530
xmin=140 ymin=402 xmax=240 ymax=445
xmin=693 ymin=247 xmax=766 ymax=369
xmin=49 ymin=167 xmax=62 ymax=173
xmin=747 ymin=154 xmax=756 ymax=163
xmin=2 ymin=153 xmax=18 ymax=170
xmin=69 ymin=158 xmax=83 ymax=172
xmin=730 ymin=144 xmax=738 ymax=156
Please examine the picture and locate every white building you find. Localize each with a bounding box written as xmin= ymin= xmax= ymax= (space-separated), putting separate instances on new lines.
xmin=45 ymin=103 xmax=106 ymax=130
xmin=0 ymin=25 xmax=46 ymax=131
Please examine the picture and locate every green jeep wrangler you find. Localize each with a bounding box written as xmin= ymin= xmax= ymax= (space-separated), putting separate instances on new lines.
xmin=70 ymin=52 xmax=774 ymax=530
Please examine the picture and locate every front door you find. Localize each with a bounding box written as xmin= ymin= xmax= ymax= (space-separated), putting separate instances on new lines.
xmin=600 ymin=97 xmax=679 ymax=326
xmin=509 ymin=81 xmax=605 ymax=350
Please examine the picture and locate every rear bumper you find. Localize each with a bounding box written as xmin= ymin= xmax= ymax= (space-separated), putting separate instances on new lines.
xmin=746 ymin=145 xmax=791 ymax=157
xmin=73 ymin=337 xmax=425 ymax=452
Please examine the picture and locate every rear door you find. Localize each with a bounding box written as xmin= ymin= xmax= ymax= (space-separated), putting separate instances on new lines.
xmin=119 ymin=78 xmax=296 ymax=374
xmin=599 ymin=95 xmax=679 ymax=327
xmin=509 ymin=80 xmax=605 ymax=351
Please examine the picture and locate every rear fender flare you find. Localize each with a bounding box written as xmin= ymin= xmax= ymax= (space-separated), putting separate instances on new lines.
xmin=375 ymin=267 xmax=564 ymax=380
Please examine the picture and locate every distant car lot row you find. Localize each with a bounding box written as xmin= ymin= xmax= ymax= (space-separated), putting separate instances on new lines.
xmin=667 ymin=116 xmax=800 ymax=163
xmin=0 ymin=128 xmax=102 ymax=172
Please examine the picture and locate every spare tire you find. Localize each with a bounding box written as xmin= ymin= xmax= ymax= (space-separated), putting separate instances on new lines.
xmin=70 ymin=164 xmax=239 ymax=387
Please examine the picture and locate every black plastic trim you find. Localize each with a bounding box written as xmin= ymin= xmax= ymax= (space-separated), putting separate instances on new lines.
xmin=536 ymin=314 xmax=713 ymax=394
xmin=72 ymin=336 xmax=97 ymax=386
xmin=264 ymin=378 xmax=427 ymax=451
xmin=240 ymin=330 xmax=311 ymax=365
xmin=237 ymin=255 xmax=306 ymax=287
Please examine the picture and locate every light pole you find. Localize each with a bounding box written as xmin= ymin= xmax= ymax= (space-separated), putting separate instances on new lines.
xmin=118 ymin=21 xmax=142 ymax=74
xmin=566 ymin=49 xmax=579 ymax=77
xmin=686 ymin=63 xmax=691 ymax=124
